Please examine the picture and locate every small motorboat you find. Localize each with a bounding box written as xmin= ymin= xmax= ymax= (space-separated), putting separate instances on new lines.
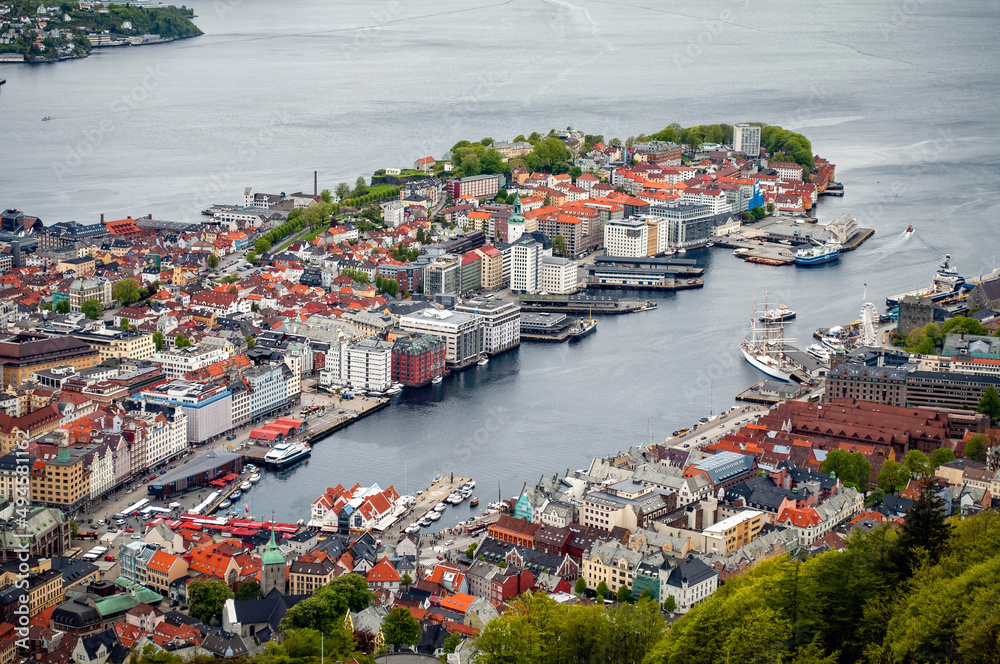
xmin=219 ymin=500 xmax=232 ymax=509
xmin=477 ymin=357 xmax=489 ymax=366
xmin=240 ymin=481 xmax=251 ymax=490
xmin=41 ymin=116 xmax=52 ymax=122
xmin=405 ymin=524 xmax=421 ymax=534
xmin=231 ymin=490 xmax=242 ymax=500
xmin=428 ymin=511 xmax=442 ymax=521
xmin=470 ymin=497 xmax=479 ymax=507
xmin=905 ymin=224 xmax=914 ymax=233
xmin=249 ymin=473 xmax=261 ymax=483
xmin=431 ymin=375 xmax=443 ymax=384
xmin=434 ymin=503 xmax=448 ymax=512
xmin=385 ymin=384 xmax=403 ymax=395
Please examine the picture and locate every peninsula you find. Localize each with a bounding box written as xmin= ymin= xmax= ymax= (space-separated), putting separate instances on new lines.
xmin=0 ymin=0 xmax=200 ymax=63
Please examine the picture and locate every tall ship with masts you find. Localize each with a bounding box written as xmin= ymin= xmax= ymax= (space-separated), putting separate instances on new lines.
xmin=740 ymin=296 xmax=804 ymax=382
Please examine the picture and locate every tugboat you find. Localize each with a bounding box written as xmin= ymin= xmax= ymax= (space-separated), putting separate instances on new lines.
xmin=470 ymin=497 xmax=480 ymax=507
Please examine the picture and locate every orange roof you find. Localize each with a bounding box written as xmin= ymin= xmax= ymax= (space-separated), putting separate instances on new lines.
xmin=366 ymin=557 xmax=400 ymax=583
xmin=439 ymin=593 xmax=476 ymax=613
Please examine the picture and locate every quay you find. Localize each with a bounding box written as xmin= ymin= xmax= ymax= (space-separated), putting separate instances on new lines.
xmin=381 ymin=475 xmax=472 ymax=540
xmin=519 ymin=293 xmax=656 ymax=314
xmin=520 ymin=312 xmax=595 ymax=342
xmin=593 ymin=255 xmax=705 ymax=276
xmin=206 ymin=470 xmax=254 ymax=515
xmin=736 ymin=380 xmax=807 ymax=405
xmin=240 ymin=398 xmax=390 ymax=466
xmin=585 ymin=276 xmax=704 ymax=291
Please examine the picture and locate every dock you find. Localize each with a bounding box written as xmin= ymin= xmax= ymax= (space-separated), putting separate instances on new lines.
xmin=380 ymin=475 xmax=473 ymax=540
xmin=519 ymin=293 xmax=656 ymax=315
xmin=240 ymin=398 xmax=390 ymax=466
xmin=585 ymin=277 xmax=704 ymax=291
xmin=736 ymin=380 xmax=808 ymax=405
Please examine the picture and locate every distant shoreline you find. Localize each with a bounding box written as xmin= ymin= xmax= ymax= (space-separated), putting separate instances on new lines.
xmin=5 ymin=32 xmax=202 ymax=65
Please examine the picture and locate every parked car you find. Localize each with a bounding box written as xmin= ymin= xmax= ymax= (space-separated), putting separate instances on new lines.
xmin=125 ymin=528 xmax=134 ymax=533
xmin=104 ymin=555 xmax=115 ymax=562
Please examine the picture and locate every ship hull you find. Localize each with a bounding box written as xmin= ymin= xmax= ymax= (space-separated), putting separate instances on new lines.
xmin=741 ymin=345 xmax=793 ymax=381
xmin=794 ymin=251 xmax=840 ymax=266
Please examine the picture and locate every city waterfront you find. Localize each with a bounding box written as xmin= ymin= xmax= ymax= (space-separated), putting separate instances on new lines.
xmin=4 ymin=0 xmax=1000 ymax=525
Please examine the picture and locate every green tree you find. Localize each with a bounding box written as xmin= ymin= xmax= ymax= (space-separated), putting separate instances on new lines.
xmin=465 ymin=543 xmax=477 ymax=559
xmin=963 ymin=433 xmax=990 ymax=462
xmin=69 ymin=520 xmax=78 ymax=538
xmin=905 ymin=322 xmax=943 ymax=354
xmin=821 ymin=449 xmax=871 ymax=492
xmin=335 ymin=182 xmax=351 ymax=201
xmin=526 ymin=137 xmax=572 ymax=172
xmin=977 ymin=386 xmax=1000 ymax=424
xmin=152 ymin=331 xmax=164 ymax=351
xmin=929 ymin=447 xmax=955 ymax=469
xmin=865 ymin=487 xmax=886 ymax=506
xmin=187 ymin=578 xmax=233 ymax=623
xmin=904 ymin=450 xmax=931 ymax=478
xmin=662 ymin=595 xmax=676 ymax=613
xmin=573 ymin=577 xmax=587 ymax=596
xmin=616 ymin=585 xmax=632 ymax=604
xmin=320 ymin=188 xmax=332 ymax=203
xmin=112 ymin=278 xmax=141 ymax=306
xmin=941 ymin=315 xmax=988 ymax=337
xmin=55 ymin=300 xmax=71 ymax=314
xmin=551 ymin=235 xmax=567 ymax=257
xmin=254 ymin=238 xmax=271 ymax=254
xmin=382 ymin=606 xmax=422 ymax=648
xmin=280 ymin=574 xmax=373 ymax=632
xmin=81 ymin=298 xmax=103 ymax=320
xmin=596 ymin=581 xmax=609 ymax=602
xmin=896 ymin=477 xmax=951 ymax=569
xmin=235 ymin=580 xmax=262 ymax=601
xmin=206 ymin=253 xmax=220 ymax=269
xmin=442 ymin=631 xmax=463 ymax=655
xmin=174 ymin=334 xmax=191 ymax=348
xmin=400 ymin=572 xmax=413 ymax=588
xmin=877 ymin=459 xmax=908 ymax=493
xmin=246 ymin=334 xmax=255 ymax=349
xmin=353 ymin=176 xmax=368 ymax=197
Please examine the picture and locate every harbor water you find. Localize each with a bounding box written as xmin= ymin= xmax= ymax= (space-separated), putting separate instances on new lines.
xmin=2 ymin=0 xmax=999 ymax=525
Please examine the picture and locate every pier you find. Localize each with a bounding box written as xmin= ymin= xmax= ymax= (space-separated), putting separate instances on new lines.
xmin=380 ymin=475 xmax=473 ymax=540
xmin=519 ymin=293 xmax=656 ymax=314
xmin=586 ymin=276 xmax=704 ymax=291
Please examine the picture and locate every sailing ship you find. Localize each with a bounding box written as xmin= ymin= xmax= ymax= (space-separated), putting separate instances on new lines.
xmin=740 ymin=296 xmax=804 ymax=382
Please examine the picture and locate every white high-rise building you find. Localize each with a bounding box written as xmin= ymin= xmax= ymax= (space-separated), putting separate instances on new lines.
xmin=455 ymin=299 xmax=521 ymax=355
xmin=604 ymin=218 xmax=649 ymax=258
xmin=510 ymin=236 xmax=552 ymax=294
xmin=539 ymin=257 xmax=578 ymax=295
xmin=733 ymin=124 xmax=761 ymax=156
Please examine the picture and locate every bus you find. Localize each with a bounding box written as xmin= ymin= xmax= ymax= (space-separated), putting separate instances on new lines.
xmin=76 ymin=531 xmax=99 ymax=540
xmin=64 ymin=547 xmax=82 ymax=559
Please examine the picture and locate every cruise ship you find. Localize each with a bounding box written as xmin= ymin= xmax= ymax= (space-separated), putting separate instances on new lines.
xmin=263 ymin=442 xmax=311 ymax=470
xmin=794 ymin=241 xmax=842 ymax=266
xmin=885 ymin=255 xmax=967 ymax=308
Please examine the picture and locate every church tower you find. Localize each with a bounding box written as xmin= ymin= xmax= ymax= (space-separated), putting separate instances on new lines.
xmin=260 ymin=523 xmax=286 ymax=595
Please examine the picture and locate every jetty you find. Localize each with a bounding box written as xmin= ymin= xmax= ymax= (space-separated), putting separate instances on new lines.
xmin=380 ymin=475 xmax=472 ymax=540
xmin=519 ymin=292 xmax=656 ymax=314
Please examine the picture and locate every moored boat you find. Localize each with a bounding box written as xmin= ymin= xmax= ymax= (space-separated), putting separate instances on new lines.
xmin=249 ymin=473 xmax=261 ymax=483
xmin=470 ymin=497 xmax=479 ymax=507
xmin=740 ymin=296 xmax=803 ymax=382
xmin=431 ymin=375 xmax=443 ymax=384
xmin=263 ymin=442 xmax=312 ymax=470
xmin=794 ymin=241 xmax=842 ymax=266
xmin=759 ymin=305 xmax=797 ymax=322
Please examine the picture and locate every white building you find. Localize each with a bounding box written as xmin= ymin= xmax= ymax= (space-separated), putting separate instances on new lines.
xmin=661 ymin=558 xmax=718 ymax=614
xmin=140 ymin=408 xmax=188 ymax=468
xmin=510 ymin=237 xmax=551 ymax=294
xmin=539 ymin=257 xmax=577 ymax=295
xmin=770 ymin=162 xmax=804 ymax=182
xmin=604 ymin=218 xmax=649 ymax=257
xmin=399 ymin=308 xmax=483 ymax=370
xmin=381 ymin=200 xmax=406 ymax=228
xmin=148 ymin=345 xmax=229 ymax=380
xmin=732 ymin=123 xmax=761 ymax=156
xmin=454 ymin=299 xmax=520 ymax=355
xmin=345 ymin=339 xmax=394 ymax=392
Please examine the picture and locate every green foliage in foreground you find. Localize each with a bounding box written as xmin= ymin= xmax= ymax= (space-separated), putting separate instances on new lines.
xmin=475 ymin=592 xmax=666 ymax=664
xmin=645 ymin=505 xmax=1000 ymax=664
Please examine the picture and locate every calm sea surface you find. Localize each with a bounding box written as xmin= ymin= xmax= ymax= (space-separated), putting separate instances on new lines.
xmin=2 ymin=0 xmax=999 ymax=523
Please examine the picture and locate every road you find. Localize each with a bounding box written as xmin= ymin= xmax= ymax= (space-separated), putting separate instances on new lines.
xmin=661 ymin=403 xmax=772 ymax=451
